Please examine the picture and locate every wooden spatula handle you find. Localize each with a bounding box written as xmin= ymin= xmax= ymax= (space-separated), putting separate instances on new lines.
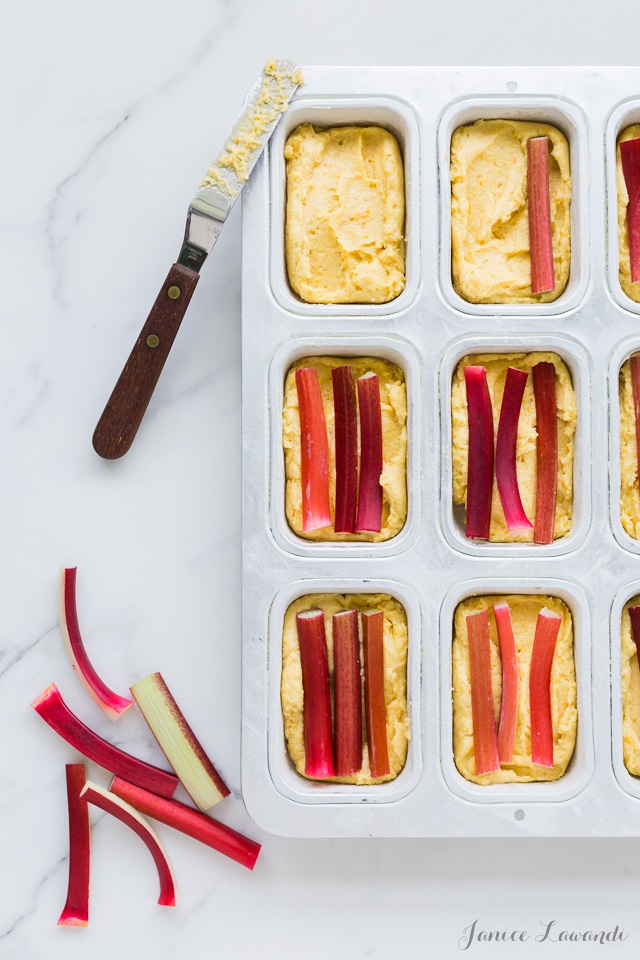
xmin=92 ymin=263 xmax=200 ymax=459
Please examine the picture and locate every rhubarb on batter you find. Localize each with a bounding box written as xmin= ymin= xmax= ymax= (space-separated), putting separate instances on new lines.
xmin=452 ymin=594 xmax=577 ymax=785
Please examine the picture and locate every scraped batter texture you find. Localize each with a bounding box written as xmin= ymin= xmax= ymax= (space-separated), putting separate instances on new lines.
xmin=450 ymin=119 xmax=571 ymax=303
xmin=452 ymin=594 xmax=577 ymax=785
xmin=451 ymin=352 xmax=576 ymax=542
xmin=283 ymin=355 xmax=407 ymax=541
xmin=284 ymin=124 xmax=405 ymax=303
xmin=281 ymin=592 xmax=410 ymax=785
xmin=621 ymin=597 xmax=640 ymax=774
xmin=617 ymin=124 xmax=640 ymax=302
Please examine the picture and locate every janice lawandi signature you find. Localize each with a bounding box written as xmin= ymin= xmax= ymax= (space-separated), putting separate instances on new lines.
xmin=458 ymin=919 xmax=629 ymax=950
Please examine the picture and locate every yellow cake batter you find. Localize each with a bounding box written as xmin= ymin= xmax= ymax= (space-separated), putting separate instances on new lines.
xmin=619 ymin=357 xmax=640 ymax=539
xmin=281 ymin=593 xmax=410 ymax=784
xmin=621 ymin=597 xmax=640 ymax=774
xmin=450 ymin=119 xmax=571 ymax=304
xmin=283 ymin=355 xmax=407 ymax=541
xmin=284 ymin=123 xmax=405 ymax=303
xmin=451 ymin=352 xmax=575 ymax=542
xmin=617 ymin=125 xmax=640 ymax=302
xmin=452 ymin=594 xmax=577 ymax=785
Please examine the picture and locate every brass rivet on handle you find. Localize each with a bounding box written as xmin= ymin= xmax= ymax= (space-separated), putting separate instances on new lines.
xmin=146 ymin=334 xmax=160 ymax=348
xmin=167 ymin=285 xmax=181 ymax=300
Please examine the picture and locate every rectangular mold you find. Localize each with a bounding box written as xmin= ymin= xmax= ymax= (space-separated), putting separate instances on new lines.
xmin=268 ymin=335 xmax=422 ymax=558
xmin=268 ymin=95 xmax=421 ymax=318
xmin=437 ymin=96 xmax=590 ymax=318
xmin=439 ymin=576 xmax=594 ymax=805
xmin=605 ymin=99 xmax=640 ymax=315
xmin=439 ymin=333 xmax=592 ymax=557
xmin=242 ymin=67 xmax=640 ymax=837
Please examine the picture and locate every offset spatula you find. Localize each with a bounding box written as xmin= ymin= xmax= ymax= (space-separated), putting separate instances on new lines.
xmin=92 ymin=58 xmax=301 ymax=460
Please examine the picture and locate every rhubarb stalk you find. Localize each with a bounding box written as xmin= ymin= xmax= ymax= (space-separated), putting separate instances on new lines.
xmin=630 ymin=355 xmax=640 ymax=509
xmin=58 ymin=763 xmax=90 ymax=926
xmin=527 ymin=136 xmax=555 ymax=294
xmin=332 ymin=365 xmax=358 ymax=534
xmin=31 ymin=684 xmax=179 ymax=798
xmin=80 ymin=781 xmax=177 ymax=907
xmin=466 ymin=609 xmax=500 ymax=775
xmin=492 ymin=602 xmax=518 ymax=765
xmin=296 ymin=609 xmax=334 ymax=778
xmin=620 ymin=137 xmax=640 ymax=283
xmin=463 ymin=366 xmax=494 ymax=539
xmin=110 ymin=777 xmax=261 ymax=871
xmin=361 ymin=610 xmax=390 ymax=779
xmin=130 ymin=672 xmax=230 ymax=812
xmin=532 ymin=362 xmax=558 ymax=544
xmin=332 ymin=610 xmax=363 ymax=777
xmin=495 ymin=367 xmax=533 ymax=533
xmin=629 ymin=604 xmax=640 ymax=656
xmin=59 ymin=567 xmax=133 ymax=720
xmin=295 ymin=367 xmax=332 ymax=531
xmin=355 ymin=372 xmax=383 ymax=533
xmin=529 ymin=608 xmax=563 ymax=767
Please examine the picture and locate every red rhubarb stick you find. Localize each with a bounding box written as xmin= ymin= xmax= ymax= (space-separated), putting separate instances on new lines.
xmin=529 ymin=608 xmax=563 ymax=768
xmin=80 ymin=781 xmax=177 ymax=907
xmin=629 ymin=605 xmax=640 ymax=656
xmin=31 ymin=684 xmax=179 ymax=798
xmin=496 ymin=367 xmax=533 ymax=533
xmin=463 ymin=366 xmax=494 ymax=539
xmin=58 ymin=763 xmax=90 ymax=927
xmin=332 ymin=610 xmax=363 ymax=776
xmin=466 ymin=609 xmax=500 ymax=775
xmin=492 ymin=602 xmax=518 ymax=765
xmin=361 ymin=610 xmax=390 ymax=779
xmin=295 ymin=367 xmax=332 ymax=532
xmin=630 ymin=355 xmax=640 ymax=507
xmin=620 ymin=137 xmax=640 ymax=283
xmin=59 ymin=567 xmax=133 ymax=720
xmin=355 ymin=373 xmax=383 ymax=533
xmin=532 ymin=362 xmax=558 ymax=544
xmin=332 ymin=365 xmax=358 ymax=534
xmin=110 ymin=777 xmax=261 ymax=871
xmin=527 ymin=136 xmax=555 ymax=294
xmin=296 ymin=609 xmax=334 ymax=779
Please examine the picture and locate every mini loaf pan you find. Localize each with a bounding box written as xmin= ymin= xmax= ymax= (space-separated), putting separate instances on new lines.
xmin=268 ymin=334 xmax=422 ymax=558
xmin=439 ymin=333 xmax=592 ymax=558
xmin=268 ymin=95 xmax=421 ymax=318
xmin=606 ymin=99 xmax=640 ymax=315
xmin=437 ymin=96 xmax=590 ymax=318
xmin=609 ymin=336 xmax=640 ymax=553
xmin=611 ymin=580 xmax=640 ymax=801
xmin=439 ymin=576 xmax=595 ymax=805
xmin=266 ymin=577 xmax=423 ymax=806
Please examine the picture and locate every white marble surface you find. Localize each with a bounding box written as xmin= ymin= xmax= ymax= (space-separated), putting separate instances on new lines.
xmin=6 ymin=1 xmax=640 ymax=957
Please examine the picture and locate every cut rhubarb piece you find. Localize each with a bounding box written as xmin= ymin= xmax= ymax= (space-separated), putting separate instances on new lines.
xmin=463 ymin=366 xmax=494 ymax=539
xmin=495 ymin=367 xmax=533 ymax=533
xmin=630 ymin=355 xmax=640 ymax=507
xmin=527 ymin=136 xmax=556 ymax=294
xmin=355 ymin=372 xmax=383 ymax=533
xmin=130 ymin=672 xmax=230 ymax=812
xmin=532 ymin=362 xmax=558 ymax=544
xmin=58 ymin=763 xmax=90 ymax=927
xmin=620 ymin=137 xmax=640 ymax=283
xmin=31 ymin=684 xmax=178 ymax=798
xmin=492 ymin=602 xmax=518 ymax=765
xmin=295 ymin=366 xmax=332 ymax=531
xmin=332 ymin=365 xmax=358 ymax=534
xmin=529 ymin=607 xmax=563 ymax=767
xmin=361 ymin=610 xmax=390 ymax=779
xmin=466 ymin=609 xmax=500 ymax=775
xmin=59 ymin=567 xmax=133 ymax=720
xmin=110 ymin=778 xmax=260 ymax=870
xmin=332 ymin=609 xmax=363 ymax=776
xmin=80 ymin=780 xmax=176 ymax=907
xmin=296 ymin=609 xmax=334 ymax=779
xmin=629 ymin=604 xmax=640 ymax=655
